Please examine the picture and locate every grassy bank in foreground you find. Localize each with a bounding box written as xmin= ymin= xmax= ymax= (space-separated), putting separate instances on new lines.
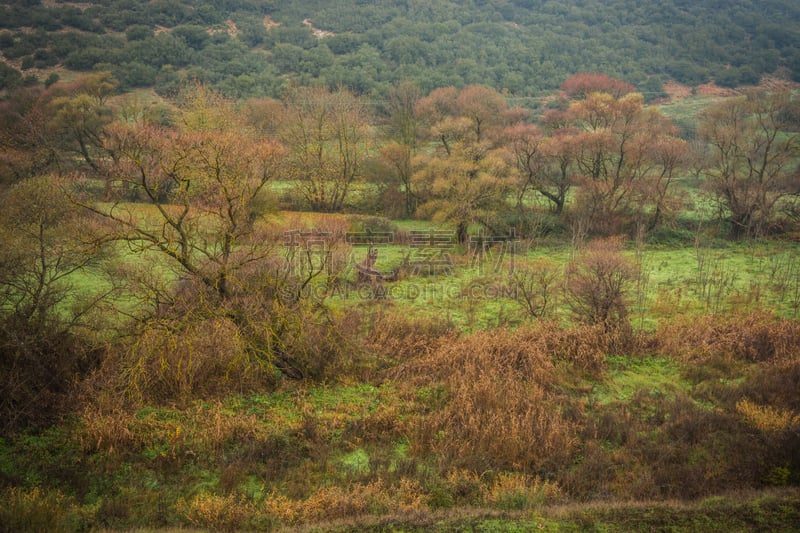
xmin=280 ymin=490 xmax=800 ymax=532
xmin=8 ymin=489 xmax=800 ymax=532
xmin=2 ymin=312 xmax=798 ymax=531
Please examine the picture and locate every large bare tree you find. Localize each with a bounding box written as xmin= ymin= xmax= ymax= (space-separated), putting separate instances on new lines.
xmin=380 ymin=80 xmax=422 ymax=217
xmin=697 ymin=90 xmax=800 ymax=239
xmin=566 ymin=91 xmax=689 ymax=235
xmin=0 ymin=175 xmax=112 ymax=432
xmin=280 ymin=86 xmax=371 ymax=212
xmin=80 ymin=87 xmax=285 ymax=302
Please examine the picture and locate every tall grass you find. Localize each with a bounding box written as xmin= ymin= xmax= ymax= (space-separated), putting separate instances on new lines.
xmin=392 ymin=323 xmax=628 ymax=475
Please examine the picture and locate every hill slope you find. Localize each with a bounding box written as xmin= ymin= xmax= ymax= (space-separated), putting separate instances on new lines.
xmin=1 ymin=0 xmax=799 ymax=98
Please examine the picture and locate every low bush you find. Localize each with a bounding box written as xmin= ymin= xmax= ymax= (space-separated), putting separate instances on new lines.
xmin=366 ymin=310 xmax=456 ymax=365
xmin=565 ymin=236 xmax=638 ymax=330
xmin=347 ymin=214 xmax=399 ymax=234
xmin=656 ymin=311 xmax=800 ymax=364
xmin=0 ymin=486 xmax=93 ymax=533
xmin=396 ymin=327 xmax=586 ymax=474
xmin=101 ymin=315 xmax=271 ymax=406
xmin=568 ymin=389 xmax=779 ymax=500
xmin=0 ymin=316 xmax=99 ymax=436
xmin=481 ymin=472 xmax=562 ymax=510
xmin=77 ymin=407 xmax=141 ymax=455
xmin=176 ymin=492 xmax=254 ymax=533
xmin=261 ymin=478 xmax=427 ymax=524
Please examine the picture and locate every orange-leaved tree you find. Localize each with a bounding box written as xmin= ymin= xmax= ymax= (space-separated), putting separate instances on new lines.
xmin=561 ymin=72 xmax=636 ymax=100
xmin=413 ymin=85 xmax=525 ymax=242
xmin=85 ymin=87 xmax=284 ymax=301
xmin=75 ymin=87 xmax=354 ymax=388
xmin=505 ymin=120 xmax=579 ymax=215
xmin=566 ymin=90 xmax=689 ymax=235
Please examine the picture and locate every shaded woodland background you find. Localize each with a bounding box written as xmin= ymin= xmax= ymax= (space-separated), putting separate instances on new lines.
xmin=1 ymin=0 xmax=800 ymax=97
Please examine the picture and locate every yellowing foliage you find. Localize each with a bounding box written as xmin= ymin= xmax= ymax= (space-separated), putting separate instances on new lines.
xmin=736 ymin=398 xmax=800 ymax=433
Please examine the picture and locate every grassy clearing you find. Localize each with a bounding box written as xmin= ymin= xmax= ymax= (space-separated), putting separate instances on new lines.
xmin=592 ymin=356 xmax=686 ymax=405
xmin=62 ymin=204 xmax=800 ymax=330
xmin=656 ymin=94 xmax=728 ymax=136
xmin=326 ymin=237 xmax=800 ymax=331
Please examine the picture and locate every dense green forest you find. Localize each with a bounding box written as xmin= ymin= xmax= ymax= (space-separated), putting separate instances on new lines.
xmin=1 ymin=0 xmax=800 ymax=98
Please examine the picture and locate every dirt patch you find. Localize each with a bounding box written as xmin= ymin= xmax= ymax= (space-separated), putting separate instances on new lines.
xmin=303 ymin=19 xmax=335 ymax=39
xmin=42 ymin=0 xmax=92 ymax=9
xmin=695 ymin=82 xmax=739 ymax=97
xmin=264 ymin=16 xmax=281 ymax=31
xmin=758 ymin=74 xmax=800 ymax=92
xmin=662 ymin=75 xmax=799 ymax=102
xmin=663 ymin=80 xmax=737 ymax=100
xmin=662 ymin=81 xmax=693 ymax=99
xmin=225 ymin=19 xmax=241 ymax=37
xmin=207 ymin=19 xmax=241 ymax=37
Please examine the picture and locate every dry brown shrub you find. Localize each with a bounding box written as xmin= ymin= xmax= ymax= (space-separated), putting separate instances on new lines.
xmin=343 ymin=397 xmax=408 ymax=444
xmin=567 ymin=424 xmax=688 ymax=501
xmin=569 ymin=392 xmax=776 ymax=501
xmin=561 ymin=440 xmax=630 ymax=500
xmin=0 ymin=316 xmax=97 ymax=435
xmin=182 ymin=401 xmax=262 ymax=457
xmin=0 ymin=486 xmax=93 ymax=532
xmin=78 ymin=397 xmax=290 ymax=474
xmin=103 ymin=316 xmax=272 ymax=406
xmin=365 ymin=310 xmax=457 ymax=364
xmin=176 ymin=492 xmax=254 ymax=532
xmin=530 ymin=321 xmax=634 ymax=374
xmin=395 ymin=327 xmax=555 ymax=385
xmin=77 ymin=406 xmax=141 ymax=455
xmin=731 ymin=387 xmax=800 ymax=485
xmin=443 ymin=469 xmax=482 ymax=504
xmin=565 ymin=236 xmax=638 ymax=329
xmin=395 ymin=321 xmax=620 ymax=383
xmin=656 ymin=311 xmax=800 ymax=364
xmin=736 ymin=358 xmax=800 ymax=412
xmin=419 ymin=374 xmax=570 ymax=471
xmin=653 ymin=398 xmax=767 ymax=498
xmin=507 ymin=258 xmax=562 ymax=318
xmin=736 ymin=398 xmax=800 ymax=433
xmin=180 ymin=402 xmax=312 ymax=485
xmin=395 ymin=327 xmax=583 ymax=473
xmin=261 ymin=491 xmax=300 ymax=523
xmin=481 ymin=472 xmax=562 ymax=510
xmin=262 ymin=478 xmax=427 ymax=524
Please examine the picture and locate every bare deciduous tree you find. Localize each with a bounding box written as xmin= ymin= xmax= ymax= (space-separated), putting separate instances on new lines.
xmin=280 ymin=86 xmax=371 ymax=212
xmin=566 ymin=237 xmax=637 ymax=329
xmin=697 ymin=90 xmax=800 ymax=239
xmin=0 ymin=175 xmax=113 ymax=433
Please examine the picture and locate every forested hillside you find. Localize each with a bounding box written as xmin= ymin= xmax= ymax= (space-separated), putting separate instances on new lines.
xmin=1 ymin=0 xmax=799 ymax=98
